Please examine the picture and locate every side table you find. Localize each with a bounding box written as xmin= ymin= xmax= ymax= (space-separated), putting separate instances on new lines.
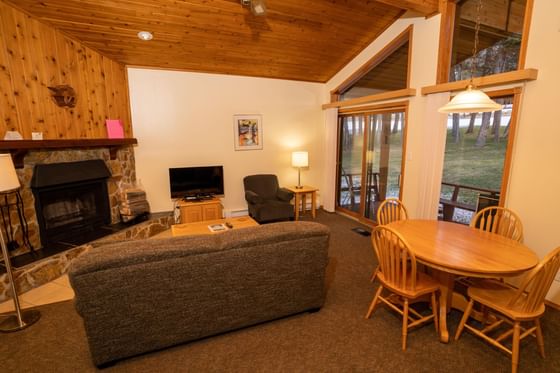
xmin=285 ymin=185 xmax=318 ymax=220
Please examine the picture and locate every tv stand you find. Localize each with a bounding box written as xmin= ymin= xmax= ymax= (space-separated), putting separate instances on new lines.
xmin=178 ymin=198 xmax=223 ymax=224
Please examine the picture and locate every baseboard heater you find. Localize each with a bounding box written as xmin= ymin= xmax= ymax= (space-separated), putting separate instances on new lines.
xmin=224 ymin=209 xmax=249 ymax=218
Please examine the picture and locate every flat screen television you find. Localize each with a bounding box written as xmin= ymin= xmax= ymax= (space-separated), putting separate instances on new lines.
xmin=169 ymin=166 xmax=224 ymax=199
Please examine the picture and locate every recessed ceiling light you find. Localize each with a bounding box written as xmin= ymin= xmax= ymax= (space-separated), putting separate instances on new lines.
xmin=137 ymin=31 xmax=153 ymax=41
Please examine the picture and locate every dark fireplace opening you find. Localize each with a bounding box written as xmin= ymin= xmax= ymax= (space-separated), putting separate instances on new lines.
xmin=38 ymin=182 xmax=111 ymax=246
xmin=31 ymin=160 xmax=113 ymax=250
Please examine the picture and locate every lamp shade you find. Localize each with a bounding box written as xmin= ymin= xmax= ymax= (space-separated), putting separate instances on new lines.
xmin=292 ymin=151 xmax=308 ymax=168
xmin=438 ymin=85 xmax=503 ymax=114
xmin=0 ymin=154 xmax=20 ymax=192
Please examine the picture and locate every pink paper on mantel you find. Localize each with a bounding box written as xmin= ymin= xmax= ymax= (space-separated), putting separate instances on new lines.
xmin=106 ymin=119 xmax=124 ymax=139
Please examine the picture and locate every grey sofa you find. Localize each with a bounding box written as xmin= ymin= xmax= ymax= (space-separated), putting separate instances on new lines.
xmin=243 ymin=174 xmax=295 ymax=223
xmin=68 ymin=221 xmax=330 ymax=367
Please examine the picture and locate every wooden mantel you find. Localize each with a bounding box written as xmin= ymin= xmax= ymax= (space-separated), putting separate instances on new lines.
xmin=0 ymin=138 xmax=138 ymax=168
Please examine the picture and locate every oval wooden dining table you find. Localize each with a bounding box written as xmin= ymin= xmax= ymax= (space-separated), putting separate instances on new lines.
xmin=386 ymin=219 xmax=538 ymax=343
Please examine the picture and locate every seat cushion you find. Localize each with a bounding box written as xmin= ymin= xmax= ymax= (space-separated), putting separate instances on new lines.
xmin=250 ymin=200 xmax=294 ymax=223
xmin=467 ymin=279 xmax=545 ymax=320
xmin=377 ymin=271 xmax=439 ymax=299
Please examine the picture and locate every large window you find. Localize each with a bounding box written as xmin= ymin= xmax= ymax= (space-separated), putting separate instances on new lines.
xmin=331 ymin=26 xmax=412 ymax=102
xmin=439 ymin=89 xmax=520 ymax=224
xmin=439 ymin=0 xmax=532 ymax=83
xmin=337 ymin=105 xmax=407 ymax=223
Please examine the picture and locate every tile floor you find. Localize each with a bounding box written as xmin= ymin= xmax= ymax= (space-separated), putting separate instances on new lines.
xmin=0 ymin=275 xmax=74 ymax=314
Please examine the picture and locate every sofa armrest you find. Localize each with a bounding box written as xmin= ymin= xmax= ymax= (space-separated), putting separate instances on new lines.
xmin=245 ymin=190 xmax=264 ymax=204
xmin=277 ymin=188 xmax=294 ymax=202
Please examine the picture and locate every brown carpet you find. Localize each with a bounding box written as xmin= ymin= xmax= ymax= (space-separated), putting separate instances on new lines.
xmin=1 ymin=211 xmax=559 ymax=372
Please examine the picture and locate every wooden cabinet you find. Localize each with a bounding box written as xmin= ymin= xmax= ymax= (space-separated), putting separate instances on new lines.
xmin=178 ymin=198 xmax=223 ymax=223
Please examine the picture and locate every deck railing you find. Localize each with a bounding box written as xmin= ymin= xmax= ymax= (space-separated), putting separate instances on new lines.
xmin=439 ymin=182 xmax=499 ymax=222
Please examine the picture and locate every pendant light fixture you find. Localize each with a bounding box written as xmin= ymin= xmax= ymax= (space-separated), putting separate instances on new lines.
xmin=438 ymin=0 xmax=502 ymax=114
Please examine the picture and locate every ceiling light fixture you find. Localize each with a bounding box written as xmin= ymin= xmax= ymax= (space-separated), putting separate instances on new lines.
xmin=137 ymin=31 xmax=153 ymax=41
xmin=241 ymin=0 xmax=267 ymax=16
xmin=438 ymin=0 xmax=502 ymax=114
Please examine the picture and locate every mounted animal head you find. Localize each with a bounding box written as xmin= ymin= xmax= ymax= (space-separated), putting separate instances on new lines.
xmin=48 ymin=85 xmax=77 ymax=108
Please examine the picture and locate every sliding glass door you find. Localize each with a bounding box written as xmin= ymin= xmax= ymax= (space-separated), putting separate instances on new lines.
xmin=337 ymin=106 xmax=407 ymax=223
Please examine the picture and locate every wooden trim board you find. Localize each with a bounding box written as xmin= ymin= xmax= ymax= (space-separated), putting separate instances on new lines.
xmin=323 ymin=88 xmax=416 ymax=110
xmin=421 ymin=69 xmax=538 ymax=95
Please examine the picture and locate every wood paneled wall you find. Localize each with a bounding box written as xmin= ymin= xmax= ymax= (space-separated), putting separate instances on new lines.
xmin=0 ymin=2 xmax=132 ymax=139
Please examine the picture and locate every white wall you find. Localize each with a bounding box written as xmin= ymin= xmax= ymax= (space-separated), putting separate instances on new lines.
xmin=506 ymin=0 xmax=560 ymax=301
xmin=128 ymin=69 xmax=324 ymax=215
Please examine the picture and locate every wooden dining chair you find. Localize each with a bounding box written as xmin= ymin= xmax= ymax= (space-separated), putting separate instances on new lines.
xmin=455 ymin=246 xmax=560 ymax=373
xmin=365 ymin=226 xmax=439 ymax=350
xmin=377 ymin=198 xmax=409 ymax=226
xmin=470 ymin=206 xmax=524 ymax=242
xmin=370 ymin=198 xmax=409 ymax=282
xmin=462 ymin=206 xmax=525 ymax=286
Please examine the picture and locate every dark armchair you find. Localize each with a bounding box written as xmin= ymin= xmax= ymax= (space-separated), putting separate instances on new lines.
xmin=243 ymin=174 xmax=294 ymax=223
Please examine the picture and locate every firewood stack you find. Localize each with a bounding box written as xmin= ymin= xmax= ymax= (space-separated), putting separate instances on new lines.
xmin=119 ymin=187 xmax=150 ymax=222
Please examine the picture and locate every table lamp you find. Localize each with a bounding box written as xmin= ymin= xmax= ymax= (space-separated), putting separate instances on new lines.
xmin=0 ymin=154 xmax=40 ymax=332
xmin=291 ymin=151 xmax=308 ymax=189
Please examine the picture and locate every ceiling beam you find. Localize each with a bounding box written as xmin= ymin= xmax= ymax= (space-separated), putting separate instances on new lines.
xmin=375 ymin=0 xmax=439 ymax=15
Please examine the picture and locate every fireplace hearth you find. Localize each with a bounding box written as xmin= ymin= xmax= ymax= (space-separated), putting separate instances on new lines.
xmin=31 ymin=160 xmax=112 ymax=249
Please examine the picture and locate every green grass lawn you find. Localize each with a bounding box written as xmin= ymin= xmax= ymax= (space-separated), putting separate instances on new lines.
xmin=443 ymin=127 xmax=506 ymax=190
xmin=442 ymin=126 xmax=507 ymax=205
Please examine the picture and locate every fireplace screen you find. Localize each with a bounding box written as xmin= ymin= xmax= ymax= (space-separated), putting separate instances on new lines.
xmin=31 ymin=160 xmax=112 ymax=248
xmin=41 ymin=186 xmax=100 ymax=230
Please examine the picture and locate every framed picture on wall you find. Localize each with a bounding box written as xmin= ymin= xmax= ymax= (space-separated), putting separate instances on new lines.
xmin=233 ymin=114 xmax=263 ymax=151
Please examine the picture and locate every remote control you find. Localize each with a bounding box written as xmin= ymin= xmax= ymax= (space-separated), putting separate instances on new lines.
xmin=225 ymin=222 xmax=233 ymax=229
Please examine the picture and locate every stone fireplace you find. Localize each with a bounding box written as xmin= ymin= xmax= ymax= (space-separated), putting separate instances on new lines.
xmin=5 ymin=146 xmax=137 ymax=258
xmin=0 ymin=145 xmax=175 ymax=303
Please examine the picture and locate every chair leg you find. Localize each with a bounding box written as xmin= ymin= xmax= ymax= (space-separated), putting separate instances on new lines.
xmin=481 ymin=305 xmax=489 ymax=325
xmin=431 ymin=292 xmax=439 ymax=334
xmin=535 ymin=319 xmax=545 ymax=358
xmin=512 ymin=322 xmax=521 ymax=373
xmin=370 ymin=265 xmax=379 ymax=282
xmin=455 ymin=299 xmax=474 ymax=341
xmin=365 ymin=286 xmax=383 ymax=319
xmin=402 ymin=298 xmax=409 ymax=351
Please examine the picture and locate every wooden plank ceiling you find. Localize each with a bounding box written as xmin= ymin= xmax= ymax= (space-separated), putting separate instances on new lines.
xmin=2 ymin=0 xmax=437 ymax=83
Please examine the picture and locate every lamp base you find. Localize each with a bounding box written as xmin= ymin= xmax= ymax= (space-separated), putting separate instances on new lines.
xmin=0 ymin=309 xmax=40 ymax=332
xmin=295 ymin=185 xmax=303 ymax=189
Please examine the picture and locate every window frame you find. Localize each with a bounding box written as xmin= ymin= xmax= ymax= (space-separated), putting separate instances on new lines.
xmin=440 ymin=87 xmax=522 ymax=218
xmin=436 ymin=0 xmax=534 ymax=84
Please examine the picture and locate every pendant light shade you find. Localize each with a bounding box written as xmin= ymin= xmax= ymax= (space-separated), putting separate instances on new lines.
xmin=438 ymin=85 xmax=503 ymax=114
